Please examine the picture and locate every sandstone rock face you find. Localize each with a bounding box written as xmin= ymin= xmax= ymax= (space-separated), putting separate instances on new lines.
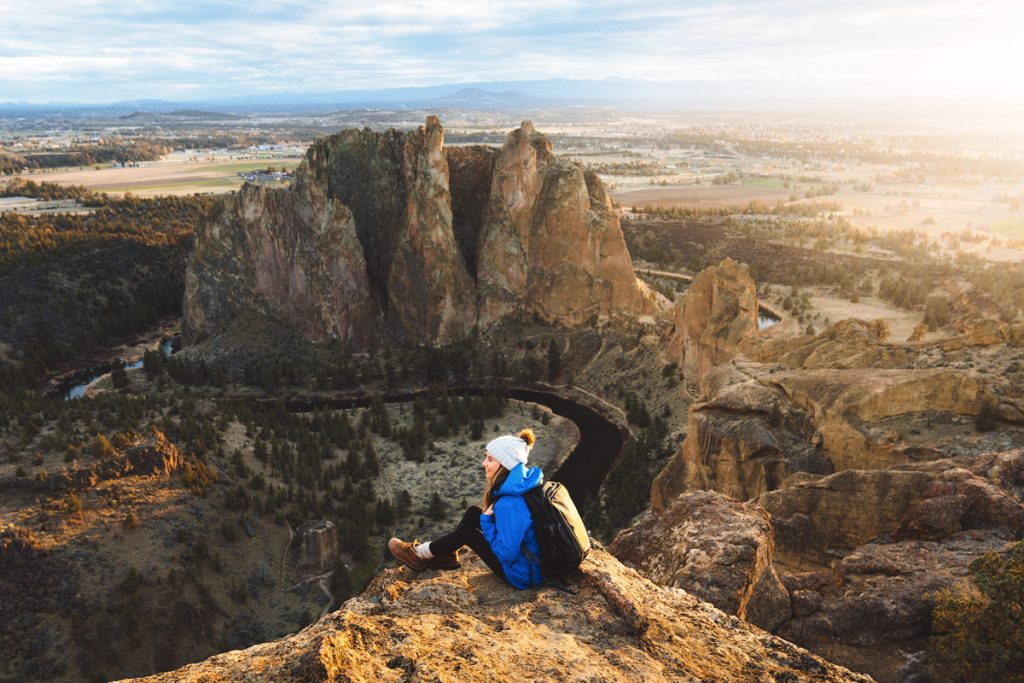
xmin=761 ymin=462 xmax=1024 ymax=566
xmin=122 ymin=547 xmax=870 ymax=683
xmin=292 ymin=520 xmax=338 ymax=576
xmin=651 ymin=363 xmax=829 ymax=508
xmin=754 ymin=319 xmax=910 ymax=370
xmin=609 ymin=490 xmax=791 ymax=632
xmin=667 ymin=257 xmax=758 ymax=384
xmin=185 ymin=118 xmax=651 ymax=350
xmin=651 ymin=350 xmax=1004 ymax=507
xmin=779 ymin=532 xmax=1015 ymax=680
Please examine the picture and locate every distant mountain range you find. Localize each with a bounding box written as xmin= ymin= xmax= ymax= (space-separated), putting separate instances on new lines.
xmin=0 ymin=77 xmax=774 ymax=116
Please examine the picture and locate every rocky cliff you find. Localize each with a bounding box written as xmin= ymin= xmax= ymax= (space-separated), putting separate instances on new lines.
xmin=121 ymin=547 xmax=870 ymax=683
xmin=185 ymin=118 xmax=654 ymax=349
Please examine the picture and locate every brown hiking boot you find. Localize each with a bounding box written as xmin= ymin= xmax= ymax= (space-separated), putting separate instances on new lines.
xmin=424 ymin=549 xmax=460 ymax=570
xmin=388 ymin=537 xmax=426 ymax=572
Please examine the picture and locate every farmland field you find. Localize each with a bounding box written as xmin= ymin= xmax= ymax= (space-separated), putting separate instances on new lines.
xmin=10 ymin=153 xmax=303 ymax=197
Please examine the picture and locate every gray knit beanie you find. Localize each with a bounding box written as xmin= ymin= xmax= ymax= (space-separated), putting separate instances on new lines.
xmin=486 ymin=433 xmax=532 ymax=471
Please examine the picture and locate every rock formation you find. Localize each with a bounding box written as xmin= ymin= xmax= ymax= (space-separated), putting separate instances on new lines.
xmin=185 ymin=118 xmax=654 ymax=350
xmin=121 ymin=547 xmax=870 ymax=683
xmin=761 ymin=461 xmax=1024 ymax=565
xmin=644 ymin=311 xmax=1024 ymax=679
xmin=609 ymin=490 xmax=791 ymax=632
xmin=651 ymin=362 xmax=828 ymax=508
xmin=779 ymin=533 xmax=1014 ymax=680
xmin=754 ymin=319 xmax=910 ymax=370
xmin=291 ymin=520 xmax=338 ymax=576
xmin=762 ymin=454 xmax=1024 ymax=678
xmin=666 ymin=257 xmax=758 ymax=385
xmin=652 ymin=323 xmax=1013 ymax=507
xmin=2 ymin=429 xmax=184 ymax=494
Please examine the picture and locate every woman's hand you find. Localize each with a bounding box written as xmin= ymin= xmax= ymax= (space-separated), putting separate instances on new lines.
xmin=482 ymin=504 xmax=495 ymax=516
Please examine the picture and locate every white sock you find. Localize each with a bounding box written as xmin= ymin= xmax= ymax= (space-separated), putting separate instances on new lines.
xmin=414 ymin=542 xmax=433 ymax=559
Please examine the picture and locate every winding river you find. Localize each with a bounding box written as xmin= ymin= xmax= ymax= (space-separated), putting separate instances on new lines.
xmin=47 ymin=331 xmax=629 ymax=515
xmin=278 ymin=385 xmax=628 ymax=515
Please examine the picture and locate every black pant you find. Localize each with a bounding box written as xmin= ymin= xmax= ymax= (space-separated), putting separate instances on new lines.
xmin=429 ymin=506 xmax=508 ymax=583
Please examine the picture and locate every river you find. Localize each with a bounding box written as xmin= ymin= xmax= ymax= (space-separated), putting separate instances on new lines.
xmin=50 ymin=336 xmax=177 ymax=400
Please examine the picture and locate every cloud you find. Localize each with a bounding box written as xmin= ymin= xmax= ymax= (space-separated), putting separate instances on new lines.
xmin=0 ymin=0 xmax=1021 ymax=104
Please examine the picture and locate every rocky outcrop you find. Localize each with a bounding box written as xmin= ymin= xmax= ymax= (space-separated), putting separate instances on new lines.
xmin=292 ymin=520 xmax=338 ymax=576
xmin=609 ymin=491 xmax=791 ymax=632
xmin=122 ymin=547 xmax=870 ymax=683
xmin=761 ymin=463 xmax=1024 ymax=565
xmin=651 ymin=363 xmax=828 ymax=508
xmin=185 ymin=118 xmax=653 ymax=350
xmin=3 ymin=430 xmax=184 ymax=494
xmin=667 ymin=258 xmax=758 ymax=384
xmin=766 ymin=366 xmax=991 ymax=471
xmin=183 ymin=177 xmax=374 ymax=347
xmin=651 ymin=344 xmax=1008 ymax=507
xmin=754 ymin=319 xmax=910 ymax=370
xmin=770 ymin=460 xmax=1023 ymax=680
xmin=779 ymin=532 xmax=1015 ymax=681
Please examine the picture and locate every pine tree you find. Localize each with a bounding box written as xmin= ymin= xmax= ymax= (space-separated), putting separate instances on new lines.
xmin=428 ymin=491 xmax=446 ymax=520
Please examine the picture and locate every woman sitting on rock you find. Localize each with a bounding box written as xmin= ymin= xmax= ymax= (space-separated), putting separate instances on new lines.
xmin=388 ymin=428 xmax=545 ymax=589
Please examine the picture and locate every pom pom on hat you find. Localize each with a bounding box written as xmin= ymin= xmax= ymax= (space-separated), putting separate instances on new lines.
xmin=486 ymin=429 xmax=535 ymax=471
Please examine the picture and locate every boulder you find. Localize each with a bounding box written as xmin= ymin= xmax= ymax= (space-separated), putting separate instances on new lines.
xmin=610 ymin=490 xmax=791 ymax=632
xmin=120 ymin=547 xmax=870 ymax=683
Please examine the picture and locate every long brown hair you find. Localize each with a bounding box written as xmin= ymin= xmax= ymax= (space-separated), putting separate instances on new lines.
xmin=483 ymin=466 xmax=510 ymax=508
xmin=482 ymin=429 xmax=536 ymax=507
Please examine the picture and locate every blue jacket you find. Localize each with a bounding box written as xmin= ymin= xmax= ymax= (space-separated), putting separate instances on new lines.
xmin=479 ymin=463 xmax=544 ymax=589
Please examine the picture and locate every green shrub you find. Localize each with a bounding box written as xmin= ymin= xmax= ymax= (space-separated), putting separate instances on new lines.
xmin=93 ymin=433 xmax=117 ymax=458
xmin=929 ymin=542 xmax=1024 ymax=682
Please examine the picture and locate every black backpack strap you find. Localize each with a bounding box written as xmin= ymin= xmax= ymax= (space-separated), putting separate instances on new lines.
xmin=521 ymin=542 xmax=539 ymax=588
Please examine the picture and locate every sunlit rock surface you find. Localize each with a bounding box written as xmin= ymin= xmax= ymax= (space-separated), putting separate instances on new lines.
xmin=121 ymin=547 xmax=870 ymax=683
xmin=610 ymin=490 xmax=791 ymax=632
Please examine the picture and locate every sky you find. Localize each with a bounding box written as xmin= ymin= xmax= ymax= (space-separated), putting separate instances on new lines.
xmin=0 ymin=0 xmax=1022 ymax=107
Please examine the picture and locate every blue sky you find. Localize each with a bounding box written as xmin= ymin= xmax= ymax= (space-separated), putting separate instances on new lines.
xmin=0 ymin=0 xmax=1021 ymax=106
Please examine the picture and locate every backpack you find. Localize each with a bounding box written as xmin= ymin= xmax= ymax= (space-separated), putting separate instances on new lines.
xmin=521 ymin=480 xmax=591 ymax=581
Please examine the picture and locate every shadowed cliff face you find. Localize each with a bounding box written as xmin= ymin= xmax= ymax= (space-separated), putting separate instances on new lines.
xmin=446 ymin=145 xmax=498 ymax=282
xmin=185 ymin=117 xmax=653 ymax=350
